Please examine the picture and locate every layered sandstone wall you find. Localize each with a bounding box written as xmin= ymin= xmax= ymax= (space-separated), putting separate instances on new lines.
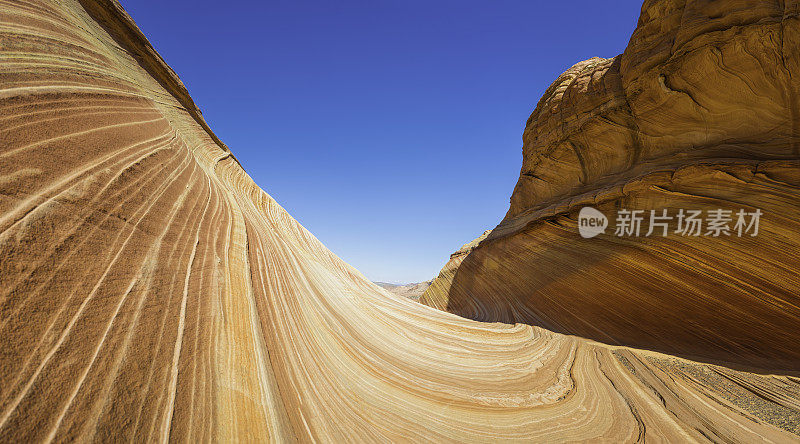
xmin=420 ymin=0 xmax=800 ymax=372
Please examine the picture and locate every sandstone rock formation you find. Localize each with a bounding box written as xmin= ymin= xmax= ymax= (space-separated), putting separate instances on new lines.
xmin=421 ymin=0 xmax=800 ymax=373
xmin=1 ymin=0 xmax=799 ymax=442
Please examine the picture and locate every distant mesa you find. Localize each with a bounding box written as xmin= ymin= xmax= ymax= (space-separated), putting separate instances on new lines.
xmin=374 ymin=280 xmax=433 ymax=301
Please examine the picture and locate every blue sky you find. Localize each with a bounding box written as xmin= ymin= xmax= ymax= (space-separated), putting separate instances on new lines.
xmin=124 ymin=0 xmax=641 ymax=283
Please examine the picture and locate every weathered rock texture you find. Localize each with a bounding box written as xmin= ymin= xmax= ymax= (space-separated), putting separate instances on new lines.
xmin=420 ymin=1 xmax=800 ymax=372
xmin=2 ymin=0 xmax=800 ymax=442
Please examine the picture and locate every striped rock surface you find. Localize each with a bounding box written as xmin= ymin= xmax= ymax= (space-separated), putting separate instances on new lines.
xmin=1 ymin=0 xmax=799 ymax=442
xmin=421 ymin=1 xmax=800 ymax=372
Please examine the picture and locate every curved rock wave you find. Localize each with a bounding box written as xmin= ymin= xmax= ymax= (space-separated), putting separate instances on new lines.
xmin=1 ymin=0 xmax=799 ymax=441
xmin=421 ymin=0 xmax=800 ymax=373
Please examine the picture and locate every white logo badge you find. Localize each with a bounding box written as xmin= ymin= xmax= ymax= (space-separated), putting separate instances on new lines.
xmin=578 ymin=207 xmax=608 ymax=238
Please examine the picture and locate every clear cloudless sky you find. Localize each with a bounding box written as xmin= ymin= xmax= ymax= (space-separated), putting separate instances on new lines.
xmin=123 ymin=0 xmax=642 ymax=283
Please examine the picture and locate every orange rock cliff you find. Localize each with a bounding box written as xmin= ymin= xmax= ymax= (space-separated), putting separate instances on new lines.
xmin=421 ymin=0 xmax=800 ymax=373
